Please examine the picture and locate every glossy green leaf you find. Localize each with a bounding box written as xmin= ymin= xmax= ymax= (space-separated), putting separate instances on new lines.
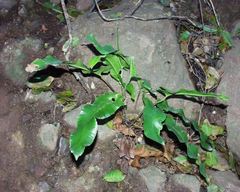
xmin=201 ymin=119 xmax=224 ymax=138
xmin=205 ymin=151 xmax=218 ymax=167
xmin=103 ymin=169 xmax=125 ymax=183
xmin=207 ymin=184 xmax=223 ymax=192
xmin=42 ymin=1 xmax=62 ymax=14
xmin=157 ymin=101 xmax=190 ymax=125
xmin=88 ymin=56 xmax=104 ymax=68
xmin=93 ymin=65 xmax=111 ymax=76
xmin=158 ymin=87 xmax=228 ymax=101
xmin=191 ymin=121 xmax=213 ymax=151
xmin=86 ymin=33 xmax=116 ymax=55
xmin=68 ymin=60 xmax=91 ymax=74
xmin=196 ymin=24 xmax=218 ymax=33
xmin=70 ymin=92 xmax=124 ymax=160
xmin=220 ymin=30 xmax=233 ymax=47
xmin=165 ymin=115 xmax=188 ymax=143
xmin=126 ymin=82 xmax=136 ymax=101
xmin=30 ymin=55 xmax=62 ymax=71
xmin=180 ymin=31 xmax=191 ymax=42
xmin=174 ymin=89 xmax=228 ymax=102
xmin=157 ymin=87 xmax=173 ymax=97
xmin=94 ymin=92 xmax=124 ymax=119
xmin=70 ymin=104 xmax=98 ymax=160
xmin=129 ymin=59 xmax=137 ymax=80
xmin=143 ymin=98 xmax=166 ymax=145
xmin=199 ymin=162 xmax=209 ymax=182
xmin=105 ymin=54 xmax=123 ymax=82
xmin=187 ymin=143 xmax=199 ymax=159
xmin=141 ymin=79 xmax=154 ymax=94
xmin=174 ymin=155 xmax=188 ymax=164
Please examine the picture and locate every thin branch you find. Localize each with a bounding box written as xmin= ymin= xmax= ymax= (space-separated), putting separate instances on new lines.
xmin=60 ymin=0 xmax=72 ymax=43
xmin=60 ymin=0 xmax=93 ymax=96
xmin=93 ymin=0 xmax=202 ymax=29
xmin=207 ymin=0 xmax=220 ymax=27
xmin=198 ymin=0 xmax=205 ymax=32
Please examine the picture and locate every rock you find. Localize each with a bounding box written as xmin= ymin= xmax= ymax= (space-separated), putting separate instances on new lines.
xmin=38 ymin=123 xmax=60 ymax=151
xmin=232 ymin=20 xmax=240 ymax=37
xmin=217 ymin=39 xmax=240 ymax=161
xmin=18 ymin=4 xmax=28 ymax=18
xmin=139 ymin=166 xmax=167 ymax=192
xmin=0 ymin=37 xmax=42 ymax=86
xmin=97 ymin=124 xmax=116 ymax=141
xmin=167 ymin=174 xmax=201 ymax=192
xmin=11 ymin=131 xmax=24 ymax=149
xmin=57 ymin=136 xmax=69 ymax=156
xmin=208 ymin=170 xmax=240 ymax=192
xmin=38 ymin=181 xmax=51 ymax=192
xmin=71 ymin=0 xmax=199 ymax=116
xmin=19 ymin=0 xmax=34 ymax=8
xmin=76 ymin=0 xmax=94 ymax=12
xmin=0 ymin=0 xmax=17 ymax=10
xmin=25 ymin=91 xmax=56 ymax=103
xmin=63 ymin=106 xmax=82 ymax=127
xmin=0 ymin=87 xmax=10 ymax=116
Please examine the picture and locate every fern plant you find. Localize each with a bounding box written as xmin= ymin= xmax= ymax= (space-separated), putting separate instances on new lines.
xmin=26 ymin=33 xmax=228 ymax=183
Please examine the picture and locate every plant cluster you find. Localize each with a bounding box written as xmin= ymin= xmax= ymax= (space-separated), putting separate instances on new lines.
xmin=26 ymin=34 xmax=228 ymax=186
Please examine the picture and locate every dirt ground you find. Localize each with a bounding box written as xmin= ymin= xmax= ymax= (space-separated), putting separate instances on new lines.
xmin=0 ymin=0 xmax=240 ymax=191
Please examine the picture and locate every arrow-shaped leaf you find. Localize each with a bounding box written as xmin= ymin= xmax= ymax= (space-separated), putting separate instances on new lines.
xmin=187 ymin=143 xmax=199 ymax=160
xmin=86 ymin=33 xmax=116 ymax=55
xmin=165 ymin=115 xmax=188 ymax=143
xmin=143 ymin=97 xmax=166 ymax=145
xmin=70 ymin=92 xmax=124 ymax=160
xmin=70 ymin=104 xmax=98 ymax=160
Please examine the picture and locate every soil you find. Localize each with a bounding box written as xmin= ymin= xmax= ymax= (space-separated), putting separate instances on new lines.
xmin=0 ymin=1 xmax=239 ymax=191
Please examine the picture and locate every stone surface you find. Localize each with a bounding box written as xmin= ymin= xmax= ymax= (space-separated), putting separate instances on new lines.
xmin=168 ymin=174 xmax=201 ymax=192
xmin=232 ymin=20 xmax=240 ymax=37
xmin=38 ymin=123 xmax=60 ymax=151
xmin=76 ymin=0 xmax=94 ymax=12
xmin=63 ymin=106 xmax=82 ymax=127
xmin=0 ymin=0 xmax=17 ymax=10
xmin=208 ymin=170 xmax=240 ymax=192
xmin=57 ymin=136 xmax=69 ymax=156
xmin=25 ymin=91 xmax=56 ymax=103
xmin=71 ymin=0 xmax=199 ymax=116
xmin=139 ymin=165 xmax=167 ymax=192
xmin=217 ymin=39 xmax=240 ymax=161
xmin=97 ymin=124 xmax=116 ymax=141
xmin=0 ymin=37 xmax=42 ymax=86
xmin=38 ymin=181 xmax=51 ymax=192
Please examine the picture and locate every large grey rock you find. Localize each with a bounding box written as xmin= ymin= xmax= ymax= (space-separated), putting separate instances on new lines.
xmin=139 ymin=166 xmax=167 ymax=192
xmin=38 ymin=123 xmax=60 ymax=151
xmin=167 ymin=174 xmax=201 ymax=192
xmin=63 ymin=106 xmax=82 ymax=128
xmin=208 ymin=170 xmax=240 ymax=192
xmin=217 ymin=39 xmax=240 ymax=161
xmin=71 ymin=0 xmax=199 ymax=116
xmin=0 ymin=37 xmax=42 ymax=86
xmin=0 ymin=0 xmax=17 ymax=10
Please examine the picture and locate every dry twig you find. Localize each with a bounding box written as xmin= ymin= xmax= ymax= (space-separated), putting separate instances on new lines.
xmin=93 ymin=0 xmax=202 ymax=29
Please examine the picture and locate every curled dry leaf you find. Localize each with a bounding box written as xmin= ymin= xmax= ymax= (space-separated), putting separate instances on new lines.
xmin=114 ymin=137 xmax=135 ymax=159
xmin=113 ymin=114 xmax=136 ymax=136
xmin=130 ymin=144 xmax=163 ymax=168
